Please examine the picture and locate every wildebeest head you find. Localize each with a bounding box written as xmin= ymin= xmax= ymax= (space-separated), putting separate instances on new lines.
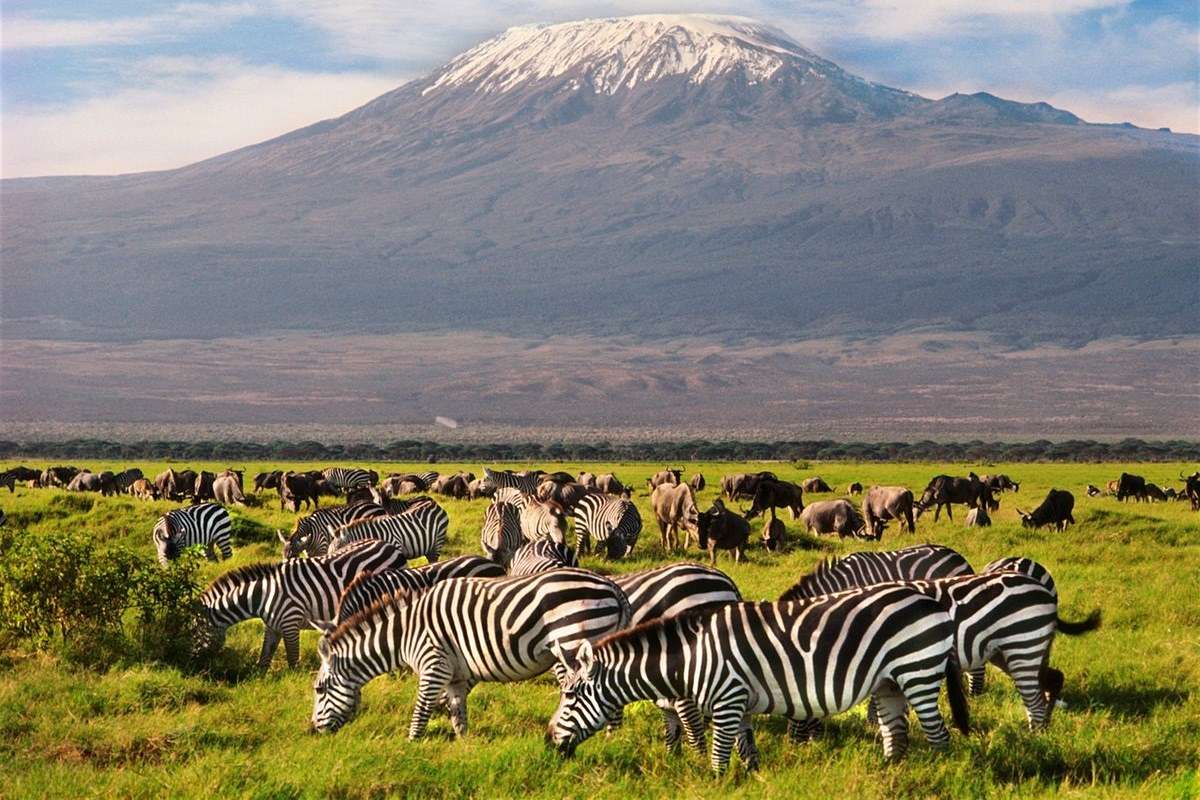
xmin=1015 ymin=508 xmax=1035 ymax=528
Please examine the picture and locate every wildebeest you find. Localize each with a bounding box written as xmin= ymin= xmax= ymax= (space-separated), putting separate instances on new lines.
xmin=433 ymin=472 xmax=472 ymax=499
xmin=689 ymin=473 xmax=706 ymax=492
xmin=647 ymin=468 xmax=682 ymax=490
xmin=130 ymin=478 xmax=159 ymax=501
xmin=696 ymin=499 xmax=750 ymax=565
xmin=802 ymin=477 xmax=833 ymax=493
xmin=537 ymin=480 xmax=594 ymax=511
xmin=1115 ymin=472 xmax=1147 ymax=502
xmin=254 ymin=470 xmax=283 ymax=493
xmin=1144 ymin=483 xmax=1168 ymax=502
xmin=1 ymin=466 xmax=40 ymax=491
xmin=964 ymin=506 xmax=991 ymax=527
xmin=541 ymin=471 xmax=574 ymax=485
xmin=1184 ymin=471 xmax=1200 ymax=510
xmin=1086 ymin=484 xmax=1102 ymax=497
xmin=761 ymin=516 xmax=786 ymax=552
xmin=193 ymin=470 xmax=217 ymax=503
xmin=981 ymin=474 xmax=1020 ymax=493
xmin=67 ymin=470 xmax=115 ymax=495
xmin=213 ymin=473 xmax=247 ymax=506
xmin=280 ymin=471 xmax=321 ymax=512
xmin=861 ymin=485 xmax=916 ymax=538
xmin=1018 ymin=489 xmax=1076 ymax=531
xmin=577 ymin=472 xmax=597 ymax=488
xmin=41 ymin=465 xmax=80 ymax=488
xmin=799 ymin=499 xmax=866 ymax=538
xmin=650 ymin=482 xmax=699 ymax=550
xmin=720 ymin=471 xmax=776 ymax=501
xmin=467 ymin=477 xmax=496 ymax=500
xmin=847 ymin=482 xmax=863 ymax=495
xmin=916 ymin=473 xmax=994 ymax=521
xmin=743 ymin=478 xmax=804 ymax=520
xmin=595 ymin=473 xmax=625 ymax=495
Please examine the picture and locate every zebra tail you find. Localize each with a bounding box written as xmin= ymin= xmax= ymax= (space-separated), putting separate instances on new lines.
xmin=1056 ymin=609 xmax=1102 ymax=635
xmin=945 ymin=659 xmax=970 ymax=735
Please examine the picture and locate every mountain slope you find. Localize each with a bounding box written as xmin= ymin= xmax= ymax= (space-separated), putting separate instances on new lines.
xmin=2 ymin=14 xmax=1197 ymax=348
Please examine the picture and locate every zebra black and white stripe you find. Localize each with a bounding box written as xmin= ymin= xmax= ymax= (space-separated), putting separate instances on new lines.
xmin=548 ymin=585 xmax=968 ymax=773
xmin=983 ymin=556 xmax=1057 ymax=596
xmin=494 ymin=487 xmax=567 ymax=544
xmin=573 ymin=494 xmax=642 ymax=558
xmin=480 ymin=501 xmax=523 ymax=565
xmin=326 ymin=503 xmax=449 ymax=562
xmin=281 ymin=503 xmax=388 ymax=558
xmin=198 ymin=539 xmax=407 ymax=668
xmin=322 ymin=467 xmax=375 ymax=492
xmin=153 ymin=503 xmax=233 ymax=565
xmin=335 ymin=555 xmax=505 ymax=623
xmin=783 ymin=544 xmax=974 ymax=599
xmin=311 ymin=568 xmax=632 ymax=737
xmin=484 ymin=467 xmax=542 ymax=495
xmin=508 ymin=539 xmax=578 ymax=575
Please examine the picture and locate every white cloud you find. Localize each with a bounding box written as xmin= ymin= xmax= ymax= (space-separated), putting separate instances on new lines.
xmin=1 ymin=58 xmax=406 ymax=177
xmin=1 ymin=3 xmax=260 ymax=49
xmin=1044 ymin=83 xmax=1199 ymax=133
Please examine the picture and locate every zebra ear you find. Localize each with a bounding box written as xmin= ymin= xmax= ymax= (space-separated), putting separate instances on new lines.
xmin=576 ymin=639 xmax=595 ymax=676
xmin=313 ymin=619 xmax=337 ymax=635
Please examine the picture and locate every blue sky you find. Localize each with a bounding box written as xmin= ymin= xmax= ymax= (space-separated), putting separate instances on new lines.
xmin=2 ymin=1 xmax=1196 ymax=177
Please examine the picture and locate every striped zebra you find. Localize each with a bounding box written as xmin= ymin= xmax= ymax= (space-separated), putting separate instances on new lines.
xmin=197 ymin=539 xmax=406 ymax=668
xmin=310 ymin=568 xmax=632 ymax=737
xmin=983 ymin=556 xmax=1057 ymax=596
xmin=335 ymin=555 xmax=505 ymax=623
xmin=484 ymin=467 xmax=542 ymax=495
xmin=480 ymin=501 xmax=523 ymax=565
xmin=153 ymin=503 xmax=233 ymax=565
xmin=548 ymin=585 xmax=968 ymax=773
xmin=508 ymin=540 xmax=578 ymax=575
xmin=784 ymin=571 xmax=1099 ymax=730
xmin=326 ymin=503 xmax=449 ymax=562
xmin=573 ymin=494 xmax=642 ymax=559
xmin=322 ymin=467 xmax=377 ymax=492
xmin=494 ymin=487 xmax=567 ymax=544
xmin=280 ymin=503 xmax=388 ymax=558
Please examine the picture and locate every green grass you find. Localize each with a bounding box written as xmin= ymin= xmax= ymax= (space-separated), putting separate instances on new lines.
xmin=1 ymin=460 xmax=1198 ymax=799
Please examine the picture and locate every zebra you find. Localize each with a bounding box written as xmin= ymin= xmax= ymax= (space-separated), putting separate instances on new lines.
xmin=152 ymin=503 xmax=233 ymax=565
xmin=573 ymin=494 xmax=642 ymax=559
xmin=197 ymin=539 xmax=407 ymax=668
xmin=326 ymin=503 xmax=449 ymax=562
xmin=113 ymin=467 xmax=144 ymax=493
xmin=508 ymin=540 xmax=578 ymax=575
xmin=279 ymin=502 xmax=388 ymax=558
xmin=783 ymin=571 xmax=1099 ymax=731
xmin=310 ymin=568 xmax=632 ymax=737
xmin=494 ymin=487 xmax=567 ymax=544
xmin=983 ymin=556 xmax=1057 ymax=596
xmin=322 ymin=467 xmax=377 ymax=493
xmin=483 ymin=467 xmax=542 ymax=495
xmin=335 ymin=555 xmax=505 ymax=623
xmin=480 ymin=501 xmax=523 ymax=565
xmin=548 ymin=585 xmax=969 ymax=773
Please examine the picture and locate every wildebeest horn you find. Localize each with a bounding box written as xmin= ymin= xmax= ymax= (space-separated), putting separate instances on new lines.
xmin=276 ymin=529 xmax=287 ymax=543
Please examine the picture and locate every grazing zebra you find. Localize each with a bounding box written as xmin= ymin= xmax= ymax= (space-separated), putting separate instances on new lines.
xmin=484 ymin=467 xmax=542 ymax=495
xmin=548 ymin=585 xmax=968 ymax=773
xmin=508 ymin=540 xmax=578 ymax=575
xmin=783 ymin=544 xmax=974 ymax=599
xmin=279 ymin=503 xmax=388 ymax=558
xmin=335 ymin=556 xmax=505 ymax=623
xmin=573 ymin=494 xmax=642 ymax=559
xmin=983 ymin=556 xmax=1057 ymax=596
xmin=197 ymin=539 xmax=407 ymax=668
xmin=494 ymin=487 xmax=568 ymax=544
xmin=480 ymin=501 xmax=523 ymax=565
xmin=326 ymin=503 xmax=450 ymax=562
xmin=153 ymin=503 xmax=233 ymax=565
xmin=783 ymin=571 xmax=1098 ymax=730
xmin=322 ymin=467 xmax=376 ymax=492
xmin=310 ymin=568 xmax=632 ymax=737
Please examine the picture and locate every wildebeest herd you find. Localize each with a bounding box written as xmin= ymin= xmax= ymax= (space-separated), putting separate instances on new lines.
xmin=0 ymin=462 xmax=1195 ymax=774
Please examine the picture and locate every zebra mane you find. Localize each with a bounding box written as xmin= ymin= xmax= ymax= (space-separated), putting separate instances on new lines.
xmin=337 ymin=569 xmax=378 ymax=607
xmin=204 ymin=562 xmax=280 ymax=596
xmin=594 ymin=605 xmax=712 ymax=650
xmin=778 ymin=555 xmax=843 ymax=603
xmin=327 ymin=586 xmax=421 ymax=646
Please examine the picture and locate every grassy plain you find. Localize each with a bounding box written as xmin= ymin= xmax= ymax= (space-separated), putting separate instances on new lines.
xmin=1 ymin=460 xmax=1197 ymax=799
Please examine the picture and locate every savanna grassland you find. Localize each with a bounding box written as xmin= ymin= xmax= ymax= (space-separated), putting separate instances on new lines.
xmin=1 ymin=460 xmax=1198 ymax=799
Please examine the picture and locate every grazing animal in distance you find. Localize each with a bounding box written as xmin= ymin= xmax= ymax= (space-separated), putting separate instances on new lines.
xmin=113 ymin=468 xmax=144 ymax=494
xmin=650 ymin=482 xmax=699 ymax=550
xmin=1115 ymin=472 xmax=1147 ymax=502
xmin=573 ymin=493 xmax=641 ymax=559
xmin=595 ymin=473 xmax=626 ymax=495
xmin=761 ymin=516 xmax=786 ymax=552
xmin=861 ymin=485 xmax=916 ymax=538
xmin=537 ymin=480 xmax=594 ymax=511
xmin=847 ymin=482 xmax=863 ymax=495
xmin=577 ymin=472 xmax=597 ymax=488
xmin=322 ymin=467 xmax=377 ymax=493
xmin=280 ymin=503 xmax=389 ymax=558
xmin=1086 ymin=484 xmax=1101 ymax=497
xmin=326 ymin=504 xmax=450 ymax=562
xmin=279 ymin=471 xmax=321 ymax=512
xmin=1 ymin=466 xmax=41 ymax=491
xmin=1184 ymin=471 xmax=1200 ymax=510
xmin=802 ymin=477 xmax=833 ymax=493
xmin=743 ymin=478 xmax=804 ymax=520
xmin=480 ymin=500 xmax=523 ymax=565
xmin=153 ymin=504 xmax=233 ymax=564
xmin=689 ymin=473 xmax=706 ymax=492
xmin=213 ymin=473 xmax=247 ymax=506
xmin=466 ymin=476 xmax=496 ymax=500
xmin=254 ymin=471 xmax=283 ymax=493
xmin=696 ymin=499 xmax=750 ymax=564
xmin=647 ymin=468 xmax=682 ymax=490
xmin=192 ymin=471 xmax=217 ymax=503
xmin=981 ymin=474 xmax=1020 ymax=493
xmin=41 ymin=465 xmax=81 ymax=489
xmin=1143 ymin=483 xmax=1168 ymax=502
xmin=916 ymin=474 xmax=993 ymax=521
xmin=799 ymin=499 xmax=866 ymax=538
xmin=964 ymin=506 xmax=991 ymax=527
xmin=310 ymin=569 xmax=631 ymax=738
xmin=494 ymin=487 xmax=569 ymax=545
xmin=1018 ymin=489 xmax=1076 ymax=531
xmin=720 ymin=471 xmax=776 ymax=501
xmin=130 ymin=478 xmax=159 ymax=501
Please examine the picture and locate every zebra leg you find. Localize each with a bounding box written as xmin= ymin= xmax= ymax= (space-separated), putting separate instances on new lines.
xmin=866 ymin=695 xmax=880 ymax=726
xmin=657 ymin=702 xmax=683 ymax=751
xmin=708 ymin=695 xmax=748 ymax=775
xmin=409 ymin=668 xmax=452 ymax=741
xmin=283 ymin=628 xmax=301 ymax=669
xmin=218 ymin=540 xmax=232 ymax=560
xmin=605 ymin=705 xmax=625 ymax=735
xmin=898 ymin=671 xmax=951 ymax=752
xmin=735 ymin=715 xmax=759 ymax=771
xmin=1003 ymin=655 xmax=1051 ymax=730
xmin=787 ymin=718 xmax=822 ymax=742
xmin=872 ymin=681 xmax=911 ymax=760
xmin=257 ymin=628 xmax=282 ymax=669
xmin=675 ymin=699 xmax=707 ymax=757
xmin=967 ymin=665 xmax=987 ymax=696
xmin=445 ymin=681 xmax=470 ymax=738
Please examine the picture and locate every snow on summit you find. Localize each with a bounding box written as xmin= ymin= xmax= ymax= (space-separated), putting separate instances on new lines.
xmin=424 ymin=14 xmax=826 ymax=96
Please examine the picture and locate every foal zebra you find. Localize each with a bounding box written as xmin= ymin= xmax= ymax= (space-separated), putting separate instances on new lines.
xmin=508 ymin=540 xmax=578 ymax=575
xmin=335 ymin=555 xmax=505 ymax=623
xmin=480 ymin=501 xmax=522 ymax=565
xmin=153 ymin=503 xmax=233 ymax=565
xmin=494 ymin=487 xmax=568 ymax=544
xmin=280 ymin=503 xmax=387 ymax=558
xmin=548 ymin=585 xmax=968 ymax=773
xmin=322 ymin=467 xmax=376 ymax=492
xmin=198 ymin=539 xmax=406 ymax=668
xmin=311 ymin=569 xmax=631 ymax=737
xmin=326 ymin=503 xmax=449 ymax=562
xmin=573 ymin=494 xmax=642 ymax=559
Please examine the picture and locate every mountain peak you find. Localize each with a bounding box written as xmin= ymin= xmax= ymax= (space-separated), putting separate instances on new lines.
xmin=422 ymin=14 xmax=829 ymax=97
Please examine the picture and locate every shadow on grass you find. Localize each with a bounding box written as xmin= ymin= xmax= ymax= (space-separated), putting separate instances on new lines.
xmin=1075 ymin=677 xmax=1189 ymax=720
